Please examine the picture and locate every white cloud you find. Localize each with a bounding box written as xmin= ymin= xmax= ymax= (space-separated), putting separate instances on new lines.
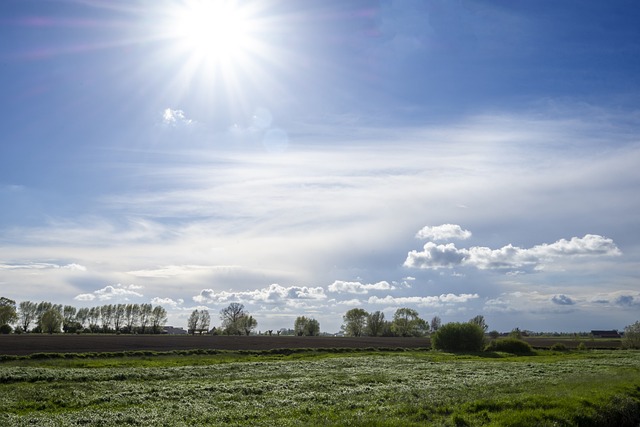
xmin=416 ymin=224 xmax=472 ymax=241
xmin=405 ymin=234 xmax=621 ymax=271
xmin=193 ymin=284 xmax=327 ymax=305
xmin=368 ymin=293 xmax=479 ymax=307
xmin=74 ymin=284 xmax=143 ymax=302
xmin=404 ymin=242 xmax=467 ymax=269
xmin=151 ymin=297 xmax=184 ymax=308
xmin=328 ymin=280 xmax=395 ymax=294
xmin=162 ymin=108 xmax=192 ymax=126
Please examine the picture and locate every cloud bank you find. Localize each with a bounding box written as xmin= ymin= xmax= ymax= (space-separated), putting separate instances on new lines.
xmin=405 ymin=228 xmax=621 ymax=271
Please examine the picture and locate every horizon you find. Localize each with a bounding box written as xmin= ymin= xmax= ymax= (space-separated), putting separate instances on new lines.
xmin=1 ymin=1 xmax=639 ymax=334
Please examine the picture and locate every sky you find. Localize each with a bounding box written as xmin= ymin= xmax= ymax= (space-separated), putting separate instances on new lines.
xmin=1 ymin=0 xmax=639 ymax=333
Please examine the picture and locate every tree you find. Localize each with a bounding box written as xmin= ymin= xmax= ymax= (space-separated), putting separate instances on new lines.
xmin=151 ymin=305 xmax=168 ymax=334
xmin=100 ymin=304 xmax=114 ymax=333
xmin=237 ymin=315 xmax=257 ymax=336
xmin=198 ymin=309 xmax=211 ymax=334
xmin=40 ymin=308 xmax=63 ymax=334
xmin=469 ymin=315 xmax=488 ymax=332
xmin=139 ymin=303 xmax=152 ymax=334
xmin=623 ymin=321 xmax=640 ymax=349
xmin=188 ymin=310 xmax=200 ymax=335
xmin=124 ymin=304 xmax=140 ymax=333
xmin=294 ymin=316 xmax=320 ymax=336
xmin=391 ymin=308 xmax=428 ymax=337
xmin=0 ymin=297 xmax=18 ymax=327
xmin=430 ymin=316 xmax=442 ymax=333
xmin=113 ymin=304 xmax=126 ymax=332
xmin=366 ymin=311 xmax=385 ymax=337
xmin=220 ymin=303 xmax=248 ymax=335
xmin=431 ymin=322 xmax=486 ymax=352
xmin=18 ymin=301 xmax=38 ymax=332
xmin=342 ymin=308 xmax=368 ymax=337
xmin=88 ymin=307 xmax=100 ymax=332
xmin=76 ymin=307 xmax=90 ymax=330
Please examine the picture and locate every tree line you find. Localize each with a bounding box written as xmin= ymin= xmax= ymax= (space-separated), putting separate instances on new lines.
xmin=0 ymin=297 xmax=167 ymax=334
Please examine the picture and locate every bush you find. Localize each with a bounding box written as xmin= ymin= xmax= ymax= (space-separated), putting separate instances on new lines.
xmin=485 ymin=338 xmax=533 ymax=354
xmin=0 ymin=324 xmax=12 ymax=334
xmin=550 ymin=343 xmax=568 ymax=351
xmin=431 ymin=322 xmax=485 ymax=352
xmin=577 ymin=342 xmax=588 ymax=351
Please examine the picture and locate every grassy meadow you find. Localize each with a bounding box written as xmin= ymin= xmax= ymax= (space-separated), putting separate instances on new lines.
xmin=1 ymin=349 xmax=639 ymax=426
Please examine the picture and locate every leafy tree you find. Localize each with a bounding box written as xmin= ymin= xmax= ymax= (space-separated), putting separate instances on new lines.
xmin=113 ymin=304 xmax=126 ymax=332
xmin=219 ymin=303 xmax=246 ymax=335
xmin=366 ymin=311 xmax=385 ymax=337
xmin=623 ymin=321 xmax=640 ymax=349
xmin=100 ymin=304 xmax=114 ymax=332
xmin=18 ymin=301 xmax=38 ymax=332
xmin=139 ymin=303 xmax=153 ymax=334
xmin=88 ymin=307 xmax=100 ymax=332
xmin=469 ymin=315 xmax=488 ymax=332
xmin=342 ymin=308 xmax=368 ymax=337
xmin=0 ymin=297 xmax=18 ymax=327
xmin=391 ymin=308 xmax=427 ymax=337
xmin=151 ymin=305 xmax=168 ymax=334
xmin=430 ymin=316 xmax=442 ymax=333
xmin=124 ymin=304 xmax=140 ymax=333
xmin=294 ymin=316 xmax=320 ymax=336
xmin=0 ymin=324 xmax=11 ymax=334
xmin=40 ymin=308 xmax=64 ymax=334
xmin=62 ymin=305 xmax=77 ymax=333
xmin=431 ymin=322 xmax=486 ymax=352
xmin=76 ymin=307 xmax=90 ymax=330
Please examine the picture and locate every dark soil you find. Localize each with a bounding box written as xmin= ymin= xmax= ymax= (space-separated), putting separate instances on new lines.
xmin=0 ymin=335 xmax=430 ymax=356
xmin=0 ymin=335 xmax=621 ymax=356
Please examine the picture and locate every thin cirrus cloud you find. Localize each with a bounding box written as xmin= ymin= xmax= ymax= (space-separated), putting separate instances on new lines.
xmin=405 ymin=227 xmax=621 ymax=271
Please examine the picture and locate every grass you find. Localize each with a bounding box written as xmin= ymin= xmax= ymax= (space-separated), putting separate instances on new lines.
xmin=0 ymin=349 xmax=639 ymax=426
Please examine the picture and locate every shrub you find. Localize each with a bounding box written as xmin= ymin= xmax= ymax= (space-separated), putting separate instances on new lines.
xmin=550 ymin=343 xmax=567 ymax=351
xmin=0 ymin=324 xmax=12 ymax=334
xmin=431 ymin=322 xmax=485 ymax=352
xmin=485 ymin=338 xmax=533 ymax=355
xmin=577 ymin=342 xmax=588 ymax=351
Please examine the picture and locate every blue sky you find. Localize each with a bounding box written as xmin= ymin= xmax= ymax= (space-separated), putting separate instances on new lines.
xmin=1 ymin=0 xmax=639 ymax=333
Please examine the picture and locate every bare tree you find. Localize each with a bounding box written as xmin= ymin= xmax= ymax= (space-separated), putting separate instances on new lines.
xmin=198 ymin=309 xmax=210 ymax=334
xmin=139 ymin=303 xmax=152 ymax=334
xmin=220 ymin=303 xmax=247 ymax=335
xmin=430 ymin=316 xmax=442 ymax=333
xmin=469 ymin=315 xmax=488 ymax=332
xmin=113 ymin=304 xmax=126 ymax=332
xmin=18 ymin=301 xmax=38 ymax=332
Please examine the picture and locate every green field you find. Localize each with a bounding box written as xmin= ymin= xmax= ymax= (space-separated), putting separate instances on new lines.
xmin=1 ymin=350 xmax=639 ymax=426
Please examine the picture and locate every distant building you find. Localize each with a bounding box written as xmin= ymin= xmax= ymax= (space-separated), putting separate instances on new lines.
xmin=590 ymin=330 xmax=621 ymax=338
xmin=163 ymin=326 xmax=188 ymax=335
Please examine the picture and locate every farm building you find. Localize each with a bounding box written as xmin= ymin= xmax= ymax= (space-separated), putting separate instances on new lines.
xmin=590 ymin=330 xmax=621 ymax=338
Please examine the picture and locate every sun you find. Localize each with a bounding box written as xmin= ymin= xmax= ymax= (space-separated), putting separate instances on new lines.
xmin=168 ymin=1 xmax=257 ymax=66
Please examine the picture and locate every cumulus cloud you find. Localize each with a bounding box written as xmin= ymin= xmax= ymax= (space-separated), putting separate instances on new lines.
xmin=416 ymin=224 xmax=472 ymax=241
xmin=74 ymin=284 xmax=143 ymax=302
xmin=404 ymin=242 xmax=467 ymax=269
xmin=193 ymin=284 xmax=327 ymax=305
xmin=405 ymin=233 xmax=621 ymax=271
xmin=328 ymin=280 xmax=395 ymax=294
xmin=551 ymin=294 xmax=575 ymax=305
xmin=368 ymin=293 xmax=479 ymax=307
